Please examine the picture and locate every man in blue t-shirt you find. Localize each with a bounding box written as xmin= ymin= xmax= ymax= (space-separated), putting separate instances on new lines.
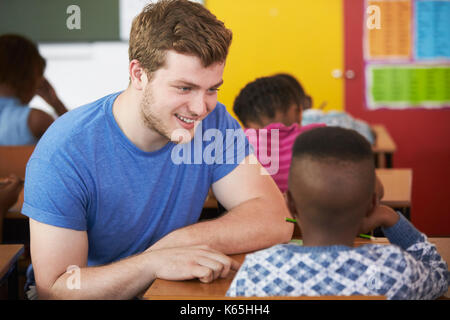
xmin=23 ymin=0 xmax=293 ymax=299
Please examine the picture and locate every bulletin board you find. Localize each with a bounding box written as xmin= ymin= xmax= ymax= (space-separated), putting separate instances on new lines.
xmin=0 ymin=0 xmax=204 ymax=43
xmin=0 ymin=0 xmax=120 ymax=42
xmin=364 ymin=0 xmax=450 ymax=109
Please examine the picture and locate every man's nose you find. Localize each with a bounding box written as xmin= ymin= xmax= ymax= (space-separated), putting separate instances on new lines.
xmin=189 ymin=92 xmax=209 ymax=117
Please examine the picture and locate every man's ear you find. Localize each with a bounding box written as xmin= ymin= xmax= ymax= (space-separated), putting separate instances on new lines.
xmin=129 ymin=59 xmax=148 ymax=91
xmin=286 ymin=190 xmax=299 ymax=219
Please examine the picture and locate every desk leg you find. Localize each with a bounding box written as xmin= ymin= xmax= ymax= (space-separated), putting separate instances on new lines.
xmin=402 ymin=207 xmax=411 ymax=221
xmin=376 ymin=153 xmax=386 ymax=168
xmin=385 ymin=153 xmax=393 ymax=168
xmin=8 ymin=262 xmax=19 ymax=300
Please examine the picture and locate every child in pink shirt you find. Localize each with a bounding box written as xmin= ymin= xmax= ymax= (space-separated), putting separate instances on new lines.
xmin=234 ymin=74 xmax=324 ymax=192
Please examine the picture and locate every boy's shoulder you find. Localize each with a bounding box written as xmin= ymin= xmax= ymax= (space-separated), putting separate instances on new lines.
xmin=245 ymin=242 xmax=409 ymax=266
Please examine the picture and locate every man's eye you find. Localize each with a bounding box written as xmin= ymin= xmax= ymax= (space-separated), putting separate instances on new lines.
xmin=179 ymin=87 xmax=191 ymax=92
xmin=208 ymin=88 xmax=219 ymax=93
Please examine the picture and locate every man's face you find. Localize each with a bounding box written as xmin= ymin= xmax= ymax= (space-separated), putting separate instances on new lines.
xmin=140 ymin=50 xmax=225 ymax=144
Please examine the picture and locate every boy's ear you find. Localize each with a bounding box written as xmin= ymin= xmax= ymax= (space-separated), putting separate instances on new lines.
xmin=366 ymin=176 xmax=383 ymax=217
xmin=286 ymin=190 xmax=298 ymax=218
xmin=366 ymin=192 xmax=377 ymax=217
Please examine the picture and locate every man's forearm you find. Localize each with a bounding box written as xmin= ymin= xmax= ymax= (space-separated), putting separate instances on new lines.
xmin=151 ymin=197 xmax=293 ymax=254
xmin=40 ymin=251 xmax=155 ymax=300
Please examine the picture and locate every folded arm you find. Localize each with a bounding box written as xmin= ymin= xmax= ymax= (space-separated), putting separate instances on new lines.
xmin=30 ymin=219 xmax=239 ymax=300
xmin=380 ymin=210 xmax=449 ymax=300
xmin=150 ymin=154 xmax=294 ymax=254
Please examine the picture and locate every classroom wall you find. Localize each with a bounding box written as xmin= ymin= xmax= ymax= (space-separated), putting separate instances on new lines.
xmin=206 ymin=0 xmax=344 ymax=118
xmin=30 ymin=42 xmax=129 ymax=116
xmin=344 ymin=0 xmax=450 ymax=236
xmin=34 ymin=0 xmax=345 ymax=118
xmin=22 ymin=1 xmax=450 ymax=236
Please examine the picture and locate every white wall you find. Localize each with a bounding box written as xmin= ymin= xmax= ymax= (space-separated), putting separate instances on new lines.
xmin=30 ymin=0 xmax=205 ymax=117
xmin=30 ymin=42 xmax=130 ymax=117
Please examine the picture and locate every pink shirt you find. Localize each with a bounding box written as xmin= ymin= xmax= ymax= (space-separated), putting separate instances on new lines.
xmin=244 ymin=123 xmax=325 ymax=193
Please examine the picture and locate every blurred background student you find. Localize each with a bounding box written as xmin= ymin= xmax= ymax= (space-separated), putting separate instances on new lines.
xmin=274 ymin=73 xmax=375 ymax=145
xmin=233 ymin=75 xmax=324 ymax=193
xmin=0 ymin=34 xmax=68 ymax=145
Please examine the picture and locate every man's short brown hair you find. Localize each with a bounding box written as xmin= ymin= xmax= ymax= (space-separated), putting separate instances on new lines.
xmin=129 ymin=0 xmax=232 ymax=75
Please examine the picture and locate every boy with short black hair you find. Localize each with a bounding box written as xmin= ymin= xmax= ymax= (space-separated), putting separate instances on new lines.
xmin=227 ymin=127 xmax=449 ymax=299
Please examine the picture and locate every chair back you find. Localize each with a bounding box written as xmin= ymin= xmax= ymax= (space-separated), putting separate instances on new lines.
xmin=0 ymin=145 xmax=35 ymax=178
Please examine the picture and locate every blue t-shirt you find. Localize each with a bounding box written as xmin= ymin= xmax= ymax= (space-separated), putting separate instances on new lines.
xmin=22 ymin=92 xmax=251 ymax=266
xmin=0 ymin=97 xmax=38 ymax=145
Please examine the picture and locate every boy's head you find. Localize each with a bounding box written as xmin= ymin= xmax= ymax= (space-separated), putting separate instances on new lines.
xmin=0 ymin=34 xmax=46 ymax=104
xmin=129 ymin=0 xmax=232 ymax=78
xmin=233 ymin=75 xmax=301 ymax=129
xmin=288 ymin=127 xmax=376 ymax=241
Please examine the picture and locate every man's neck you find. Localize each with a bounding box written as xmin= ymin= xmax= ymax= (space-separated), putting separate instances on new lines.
xmin=112 ymin=88 xmax=168 ymax=152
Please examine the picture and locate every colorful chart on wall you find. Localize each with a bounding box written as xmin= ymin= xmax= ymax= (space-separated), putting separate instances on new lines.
xmin=364 ymin=0 xmax=450 ymax=109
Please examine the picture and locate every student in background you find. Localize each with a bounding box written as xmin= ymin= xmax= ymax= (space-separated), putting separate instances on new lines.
xmin=233 ymin=75 xmax=324 ymax=193
xmin=0 ymin=34 xmax=68 ymax=145
xmin=275 ymin=73 xmax=375 ymax=144
xmin=0 ymin=174 xmax=23 ymax=241
xmin=273 ymin=73 xmax=313 ymax=119
xmin=227 ymin=127 xmax=449 ymax=299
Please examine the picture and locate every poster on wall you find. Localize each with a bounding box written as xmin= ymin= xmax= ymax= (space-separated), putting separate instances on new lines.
xmin=365 ymin=0 xmax=450 ymax=109
xmin=367 ymin=65 xmax=450 ymax=108
xmin=365 ymin=0 xmax=412 ymax=60
xmin=415 ymin=0 xmax=450 ymax=60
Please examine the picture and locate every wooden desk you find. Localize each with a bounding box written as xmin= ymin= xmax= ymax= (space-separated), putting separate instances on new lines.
xmin=371 ymin=125 xmax=397 ymax=168
xmin=204 ymin=168 xmax=412 ymax=213
xmin=0 ymin=244 xmax=24 ymax=300
xmin=11 ymin=168 xmax=412 ymax=215
xmin=143 ymin=237 xmax=449 ymax=300
xmin=377 ymin=168 xmax=412 ymax=209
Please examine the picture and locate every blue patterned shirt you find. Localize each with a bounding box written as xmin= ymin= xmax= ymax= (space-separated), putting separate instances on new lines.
xmin=227 ymin=213 xmax=449 ymax=299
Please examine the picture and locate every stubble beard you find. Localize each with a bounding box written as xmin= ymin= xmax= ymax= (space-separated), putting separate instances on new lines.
xmin=140 ymin=84 xmax=172 ymax=142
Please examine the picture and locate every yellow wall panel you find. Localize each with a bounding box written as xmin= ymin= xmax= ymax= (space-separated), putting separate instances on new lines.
xmin=206 ymin=0 xmax=344 ymax=119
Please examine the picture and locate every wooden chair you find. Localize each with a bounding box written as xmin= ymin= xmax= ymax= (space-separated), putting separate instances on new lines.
xmin=0 ymin=145 xmax=35 ymax=179
xmin=0 ymin=146 xmax=35 ymax=280
xmin=0 ymin=145 xmax=35 ymax=223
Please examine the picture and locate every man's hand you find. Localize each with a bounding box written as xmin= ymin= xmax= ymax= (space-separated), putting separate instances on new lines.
xmin=146 ymin=245 xmax=240 ymax=283
xmin=0 ymin=174 xmax=23 ymax=213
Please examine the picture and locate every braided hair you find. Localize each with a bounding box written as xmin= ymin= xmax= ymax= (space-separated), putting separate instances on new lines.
xmin=233 ymin=75 xmax=300 ymax=127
